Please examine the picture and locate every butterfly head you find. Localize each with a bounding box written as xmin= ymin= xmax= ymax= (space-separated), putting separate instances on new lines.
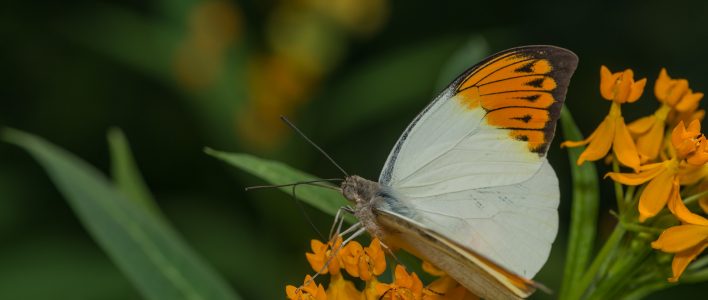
xmin=341 ymin=175 xmax=379 ymax=205
xmin=341 ymin=175 xmax=388 ymax=237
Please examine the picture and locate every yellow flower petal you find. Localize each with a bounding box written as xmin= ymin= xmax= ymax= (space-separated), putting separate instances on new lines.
xmin=422 ymin=276 xmax=458 ymax=300
xmin=615 ymin=69 xmax=635 ymax=102
xmin=638 ymin=169 xmax=676 ymax=222
xmin=327 ymin=273 xmax=360 ymax=300
xmin=668 ymin=243 xmax=708 ymax=283
xmin=445 ymin=286 xmax=480 ymax=300
xmin=666 ymin=79 xmax=690 ymax=107
xmin=362 ymin=279 xmax=381 ymax=300
xmin=577 ymin=116 xmax=615 ymax=164
xmin=678 ymin=164 xmax=708 ymax=185
xmin=671 ymin=120 xmax=703 ymax=159
xmin=561 ymin=123 xmax=599 ymax=148
xmin=613 ymin=117 xmax=641 ymax=172
xmin=634 ymin=118 xmax=665 ymax=161
xmin=627 ymin=78 xmax=646 ymax=103
xmin=286 ymin=285 xmax=298 ymax=299
xmin=306 ymin=237 xmax=343 ymax=275
xmin=675 ymin=92 xmax=703 ymax=112
xmin=378 ymin=266 xmax=423 ymax=300
xmin=701 ymin=197 xmax=708 ymax=214
xmin=341 ymin=241 xmax=363 ymax=277
xmin=422 ymin=261 xmax=447 ymax=277
xmin=687 ymin=136 xmax=708 ymax=165
xmin=605 ymin=163 xmax=666 ymax=185
xmin=627 ymin=115 xmax=656 ymax=135
xmin=366 ymin=238 xmax=387 ymax=277
xmin=600 ymin=65 xmax=618 ymax=101
xmin=667 ymin=185 xmax=708 ymax=226
xmin=286 ymin=275 xmax=328 ymax=300
xmin=654 ymin=68 xmax=671 ymax=100
xmin=651 ymin=224 xmax=708 ymax=253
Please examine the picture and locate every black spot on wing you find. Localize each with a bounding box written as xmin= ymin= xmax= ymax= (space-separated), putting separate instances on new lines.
xmin=512 ymin=114 xmax=533 ymax=123
xmin=515 ymin=61 xmax=536 ymax=73
xmin=525 ymin=77 xmax=546 ymax=88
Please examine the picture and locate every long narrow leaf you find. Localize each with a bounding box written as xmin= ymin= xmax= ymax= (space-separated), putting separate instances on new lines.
xmin=558 ymin=107 xmax=600 ymax=299
xmin=1 ymin=128 xmax=240 ymax=300
xmin=205 ymin=148 xmax=353 ymax=222
xmin=108 ymin=128 xmax=163 ymax=218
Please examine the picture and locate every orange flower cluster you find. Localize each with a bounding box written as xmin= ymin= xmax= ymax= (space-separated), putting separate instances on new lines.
xmin=285 ymin=237 xmax=477 ymax=300
xmin=564 ymin=66 xmax=708 ymax=282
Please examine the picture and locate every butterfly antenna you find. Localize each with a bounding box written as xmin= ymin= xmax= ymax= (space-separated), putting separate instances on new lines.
xmin=280 ymin=116 xmax=349 ymax=177
xmin=244 ymin=178 xmax=342 ymax=191
xmin=292 ymin=185 xmax=325 ymax=241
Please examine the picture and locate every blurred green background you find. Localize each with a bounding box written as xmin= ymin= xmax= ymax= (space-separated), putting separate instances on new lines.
xmin=1 ymin=0 xmax=707 ymax=299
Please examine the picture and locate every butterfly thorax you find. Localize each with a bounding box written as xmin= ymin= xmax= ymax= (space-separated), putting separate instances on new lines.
xmin=341 ymin=175 xmax=386 ymax=237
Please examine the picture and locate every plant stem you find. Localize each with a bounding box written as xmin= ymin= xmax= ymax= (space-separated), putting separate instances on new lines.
xmin=569 ymin=225 xmax=626 ymax=300
xmin=618 ymin=281 xmax=671 ymax=300
xmin=621 ymin=222 xmax=663 ymax=234
xmin=558 ymin=107 xmax=600 ymax=300
xmin=587 ymin=246 xmax=651 ymax=300
xmin=683 ymin=189 xmax=708 ymax=205
xmin=612 ymin=158 xmax=625 ymax=215
xmin=683 ymin=267 xmax=708 ymax=283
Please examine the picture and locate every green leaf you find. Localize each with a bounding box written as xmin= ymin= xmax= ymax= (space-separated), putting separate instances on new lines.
xmin=558 ymin=106 xmax=600 ymax=300
xmin=1 ymin=128 xmax=240 ymax=300
xmin=107 ymin=128 xmax=163 ymax=218
xmin=204 ymin=148 xmax=353 ymax=222
xmin=318 ymin=35 xmax=467 ymax=138
xmin=434 ymin=35 xmax=489 ymax=91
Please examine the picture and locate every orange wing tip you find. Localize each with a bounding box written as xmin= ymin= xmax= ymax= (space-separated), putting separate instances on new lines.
xmin=452 ymin=46 xmax=578 ymax=156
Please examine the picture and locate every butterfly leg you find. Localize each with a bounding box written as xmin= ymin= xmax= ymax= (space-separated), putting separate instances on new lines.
xmin=328 ymin=205 xmax=355 ymax=239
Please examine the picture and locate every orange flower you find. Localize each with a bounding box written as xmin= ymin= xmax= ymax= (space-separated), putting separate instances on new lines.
xmin=627 ymin=104 xmax=671 ymax=162
xmin=326 ymin=273 xmax=360 ymax=300
xmin=671 ymin=108 xmax=705 ymax=128
xmin=421 ymin=262 xmax=478 ymax=300
xmin=306 ymin=236 xmax=343 ymax=275
xmin=286 ymin=275 xmax=328 ymax=300
xmin=562 ymin=66 xmax=644 ymax=172
xmin=340 ymin=241 xmax=364 ymax=277
xmin=361 ymin=279 xmax=381 ymax=300
xmin=376 ymin=265 xmax=423 ymax=300
xmin=342 ymin=238 xmax=387 ymax=280
xmin=599 ymin=66 xmax=646 ymax=103
xmin=651 ymin=192 xmax=708 ymax=282
xmin=654 ymin=68 xmax=706 ymax=128
xmin=655 ymin=68 xmax=704 ymax=111
xmin=672 ymin=120 xmax=708 ymax=164
xmin=606 ymin=120 xmax=708 ymax=221
xmin=339 ymin=239 xmax=387 ymax=300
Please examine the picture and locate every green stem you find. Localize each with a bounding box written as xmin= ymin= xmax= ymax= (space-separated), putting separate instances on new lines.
xmin=623 ymin=186 xmax=635 ymax=208
xmin=569 ymin=226 xmax=626 ymax=300
xmin=588 ymin=247 xmax=651 ymax=300
xmin=683 ymin=189 xmax=708 ymax=205
xmin=612 ymin=158 xmax=625 ymax=215
xmin=558 ymin=107 xmax=600 ymax=300
xmin=683 ymin=267 xmax=708 ymax=283
xmin=619 ymin=281 xmax=671 ymax=300
xmin=621 ymin=222 xmax=663 ymax=234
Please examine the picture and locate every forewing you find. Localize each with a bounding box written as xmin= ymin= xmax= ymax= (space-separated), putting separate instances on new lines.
xmin=379 ymin=46 xmax=577 ymax=195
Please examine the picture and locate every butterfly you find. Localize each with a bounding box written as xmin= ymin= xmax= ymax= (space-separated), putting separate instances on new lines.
xmin=339 ymin=45 xmax=578 ymax=299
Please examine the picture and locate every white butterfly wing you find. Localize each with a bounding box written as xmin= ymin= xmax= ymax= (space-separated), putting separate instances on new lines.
xmin=378 ymin=46 xmax=577 ymax=278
